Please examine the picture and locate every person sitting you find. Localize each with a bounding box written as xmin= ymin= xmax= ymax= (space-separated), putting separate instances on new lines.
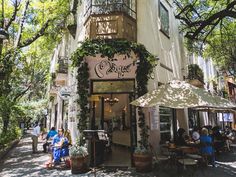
xmin=52 ymin=128 xmax=69 ymax=165
xmin=176 ymin=128 xmax=188 ymax=146
xmin=192 ymin=126 xmax=200 ymax=143
xmin=64 ymin=129 xmax=72 ymax=146
xmin=212 ymin=126 xmax=225 ymax=154
xmin=225 ymin=126 xmax=235 ymax=151
xmin=200 ymin=128 xmax=215 ymax=167
xmin=43 ymin=127 xmax=57 ymax=153
xmin=45 ymin=128 xmax=69 ymax=167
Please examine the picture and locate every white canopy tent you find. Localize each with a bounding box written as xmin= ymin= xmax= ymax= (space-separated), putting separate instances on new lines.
xmin=130 ymin=80 xmax=236 ymax=109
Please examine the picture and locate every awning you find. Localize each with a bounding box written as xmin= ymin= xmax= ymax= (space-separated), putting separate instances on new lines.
xmin=130 ymin=80 xmax=236 ymax=109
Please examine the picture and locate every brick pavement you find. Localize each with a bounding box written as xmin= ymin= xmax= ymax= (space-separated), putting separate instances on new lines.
xmin=0 ymin=132 xmax=236 ymax=177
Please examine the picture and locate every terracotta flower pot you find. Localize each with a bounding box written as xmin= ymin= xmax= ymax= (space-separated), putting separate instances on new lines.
xmin=70 ymin=155 xmax=89 ymax=174
xmin=133 ymin=153 xmax=152 ymax=173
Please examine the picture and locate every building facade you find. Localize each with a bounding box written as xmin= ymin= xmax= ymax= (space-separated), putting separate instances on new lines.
xmin=48 ymin=0 xmax=188 ymax=166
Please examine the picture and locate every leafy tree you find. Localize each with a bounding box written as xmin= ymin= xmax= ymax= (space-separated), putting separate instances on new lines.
xmin=174 ymin=0 xmax=236 ymax=75
xmin=0 ymin=0 xmax=70 ymax=132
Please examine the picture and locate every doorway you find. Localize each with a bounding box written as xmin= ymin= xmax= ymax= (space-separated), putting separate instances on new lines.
xmin=91 ymin=93 xmax=132 ymax=166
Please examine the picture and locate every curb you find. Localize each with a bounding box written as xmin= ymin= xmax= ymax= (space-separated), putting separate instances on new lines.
xmin=0 ymin=139 xmax=20 ymax=160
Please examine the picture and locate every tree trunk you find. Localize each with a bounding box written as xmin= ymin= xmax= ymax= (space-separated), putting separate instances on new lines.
xmin=3 ymin=118 xmax=9 ymax=133
xmin=2 ymin=111 xmax=10 ymax=133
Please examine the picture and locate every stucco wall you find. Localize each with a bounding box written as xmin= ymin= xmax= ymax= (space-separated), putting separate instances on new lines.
xmin=137 ymin=0 xmax=187 ymax=152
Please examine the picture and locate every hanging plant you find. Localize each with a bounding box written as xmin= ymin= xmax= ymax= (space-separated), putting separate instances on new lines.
xmin=71 ymin=39 xmax=157 ymax=146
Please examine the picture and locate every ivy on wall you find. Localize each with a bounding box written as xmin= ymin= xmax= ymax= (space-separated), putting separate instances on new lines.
xmin=71 ymin=39 xmax=157 ymax=147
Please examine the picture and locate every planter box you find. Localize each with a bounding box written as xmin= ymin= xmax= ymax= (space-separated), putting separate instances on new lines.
xmin=133 ymin=153 xmax=152 ymax=173
xmin=70 ymin=155 xmax=89 ymax=174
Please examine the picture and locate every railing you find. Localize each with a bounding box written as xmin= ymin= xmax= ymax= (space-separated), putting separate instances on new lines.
xmin=58 ymin=56 xmax=69 ymax=74
xmin=84 ymin=0 xmax=136 ymax=20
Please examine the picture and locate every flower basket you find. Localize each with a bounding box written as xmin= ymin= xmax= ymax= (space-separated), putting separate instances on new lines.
xmin=70 ymin=155 xmax=89 ymax=174
xmin=133 ymin=153 xmax=152 ymax=173
xmin=69 ymin=144 xmax=89 ymax=174
xmin=133 ymin=147 xmax=152 ymax=173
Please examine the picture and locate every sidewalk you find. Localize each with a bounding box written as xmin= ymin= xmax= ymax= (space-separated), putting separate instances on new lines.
xmin=0 ymin=132 xmax=236 ymax=177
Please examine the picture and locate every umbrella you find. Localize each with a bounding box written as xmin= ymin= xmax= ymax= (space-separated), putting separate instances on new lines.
xmin=130 ymin=80 xmax=236 ymax=109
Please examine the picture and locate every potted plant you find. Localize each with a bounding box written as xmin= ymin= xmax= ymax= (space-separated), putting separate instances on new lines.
xmin=133 ymin=109 xmax=152 ymax=173
xmin=69 ymin=143 xmax=89 ymax=174
xmin=133 ymin=146 xmax=152 ymax=173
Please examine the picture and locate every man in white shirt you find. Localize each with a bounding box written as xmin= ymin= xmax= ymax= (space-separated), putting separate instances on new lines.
xmin=32 ymin=121 xmax=41 ymax=153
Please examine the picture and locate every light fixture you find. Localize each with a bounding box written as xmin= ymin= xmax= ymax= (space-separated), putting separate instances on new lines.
xmin=104 ymin=94 xmax=119 ymax=106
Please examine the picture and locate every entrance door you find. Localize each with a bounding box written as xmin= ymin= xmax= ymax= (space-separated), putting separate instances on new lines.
xmin=90 ymin=79 xmax=135 ymax=166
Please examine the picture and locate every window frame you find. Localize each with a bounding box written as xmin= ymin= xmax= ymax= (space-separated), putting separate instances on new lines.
xmin=159 ymin=1 xmax=170 ymax=38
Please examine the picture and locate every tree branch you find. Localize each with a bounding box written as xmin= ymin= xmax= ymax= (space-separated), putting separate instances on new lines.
xmin=175 ymin=0 xmax=236 ymax=40
xmin=13 ymin=84 xmax=31 ymax=102
xmin=5 ymin=1 xmax=21 ymax=30
xmin=14 ymin=0 xmax=30 ymax=48
xmin=18 ymin=19 xmax=51 ymax=48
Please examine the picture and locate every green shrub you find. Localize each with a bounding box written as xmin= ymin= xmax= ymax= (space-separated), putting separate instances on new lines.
xmin=0 ymin=126 xmax=22 ymax=149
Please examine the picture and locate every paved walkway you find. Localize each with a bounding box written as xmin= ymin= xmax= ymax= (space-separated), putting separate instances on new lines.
xmin=0 ymin=132 xmax=236 ymax=177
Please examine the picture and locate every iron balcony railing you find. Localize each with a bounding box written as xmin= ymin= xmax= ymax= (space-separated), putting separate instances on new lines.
xmin=58 ymin=56 xmax=69 ymax=74
xmin=84 ymin=0 xmax=136 ymax=20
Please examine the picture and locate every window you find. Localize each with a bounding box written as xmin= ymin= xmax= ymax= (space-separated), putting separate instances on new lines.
xmin=159 ymin=107 xmax=172 ymax=144
xmin=159 ymin=2 xmax=169 ymax=37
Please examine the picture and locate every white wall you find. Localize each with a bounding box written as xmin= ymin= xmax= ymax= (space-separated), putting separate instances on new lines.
xmin=137 ymin=0 xmax=187 ymax=152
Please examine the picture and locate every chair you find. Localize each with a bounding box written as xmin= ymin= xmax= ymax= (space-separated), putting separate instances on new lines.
xmin=177 ymin=158 xmax=198 ymax=177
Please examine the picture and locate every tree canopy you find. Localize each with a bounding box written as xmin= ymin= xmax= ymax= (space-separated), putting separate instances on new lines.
xmin=174 ymin=0 xmax=236 ymax=75
xmin=0 ymin=0 xmax=70 ymax=132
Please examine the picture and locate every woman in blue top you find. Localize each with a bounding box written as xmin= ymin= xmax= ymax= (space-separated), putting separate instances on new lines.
xmin=200 ymin=128 xmax=215 ymax=167
xmin=43 ymin=127 xmax=57 ymax=153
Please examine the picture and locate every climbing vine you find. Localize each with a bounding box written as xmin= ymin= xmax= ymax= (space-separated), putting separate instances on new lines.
xmin=71 ymin=39 xmax=157 ymax=147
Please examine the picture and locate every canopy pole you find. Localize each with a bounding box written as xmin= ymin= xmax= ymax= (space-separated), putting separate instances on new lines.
xmin=207 ymin=107 xmax=210 ymax=125
xmin=222 ymin=112 xmax=225 ymax=130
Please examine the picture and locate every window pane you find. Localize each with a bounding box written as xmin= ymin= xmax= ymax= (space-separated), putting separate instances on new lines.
xmin=160 ymin=2 xmax=169 ymax=36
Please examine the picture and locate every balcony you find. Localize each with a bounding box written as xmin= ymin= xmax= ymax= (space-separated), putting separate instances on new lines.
xmin=58 ymin=56 xmax=69 ymax=74
xmin=84 ymin=0 xmax=137 ymax=41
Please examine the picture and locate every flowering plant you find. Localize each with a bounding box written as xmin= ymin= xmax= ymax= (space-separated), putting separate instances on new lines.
xmin=69 ymin=143 xmax=88 ymax=157
xmin=134 ymin=146 xmax=150 ymax=154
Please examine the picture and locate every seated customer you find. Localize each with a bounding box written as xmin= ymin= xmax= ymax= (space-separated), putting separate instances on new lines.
xmin=64 ymin=129 xmax=72 ymax=146
xmin=212 ymin=126 xmax=225 ymax=154
xmin=43 ymin=127 xmax=57 ymax=153
xmin=52 ymin=128 xmax=69 ymax=164
xmin=200 ymin=128 xmax=215 ymax=167
xmin=176 ymin=128 xmax=188 ymax=146
xmin=192 ymin=126 xmax=200 ymax=143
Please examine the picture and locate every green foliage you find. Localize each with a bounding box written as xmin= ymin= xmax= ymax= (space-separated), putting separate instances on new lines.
xmin=0 ymin=0 xmax=71 ymax=131
xmin=203 ymin=21 xmax=236 ymax=75
xmin=175 ymin=0 xmax=236 ymax=74
xmin=187 ymin=64 xmax=204 ymax=82
xmin=0 ymin=126 xmax=21 ymax=150
xmin=71 ymin=39 xmax=157 ymax=147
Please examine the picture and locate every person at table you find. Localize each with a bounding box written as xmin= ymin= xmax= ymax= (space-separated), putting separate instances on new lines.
xmin=212 ymin=126 xmax=225 ymax=154
xmin=200 ymin=128 xmax=215 ymax=167
xmin=43 ymin=127 xmax=57 ymax=153
xmin=192 ymin=126 xmax=200 ymax=143
xmin=176 ymin=128 xmax=188 ymax=146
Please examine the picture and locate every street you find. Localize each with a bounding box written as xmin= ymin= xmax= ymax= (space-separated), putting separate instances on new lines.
xmin=0 ymin=132 xmax=236 ymax=177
